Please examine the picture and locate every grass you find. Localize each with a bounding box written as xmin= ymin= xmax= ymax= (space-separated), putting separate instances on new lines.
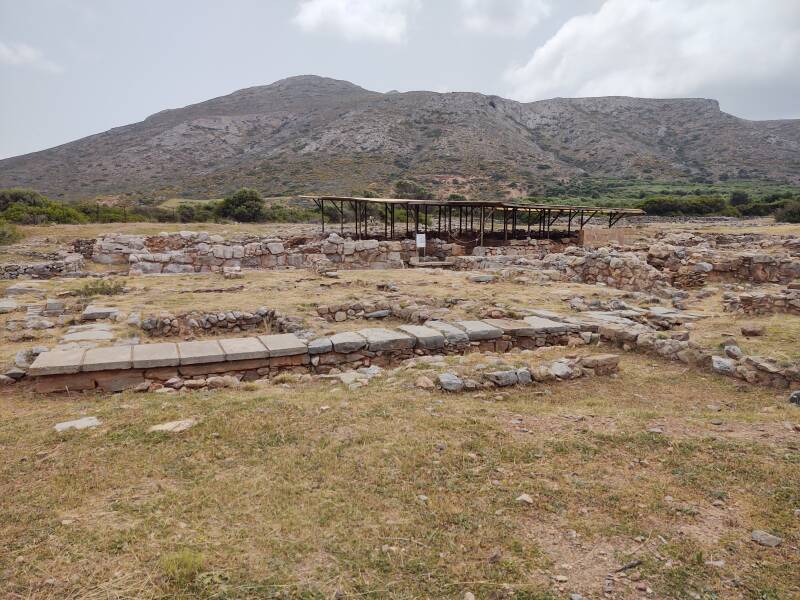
xmin=1 ymin=353 xmax=798 ymax=598
xmin=75 ymin=278 xmax=127 ymax=298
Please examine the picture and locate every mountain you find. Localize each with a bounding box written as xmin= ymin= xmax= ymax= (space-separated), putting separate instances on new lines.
xmin=1 ymin=75 xmax=799 ymax=201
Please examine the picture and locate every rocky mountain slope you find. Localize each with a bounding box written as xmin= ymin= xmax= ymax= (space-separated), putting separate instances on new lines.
xmin=1 ymin=75 xmax=799 ymax=200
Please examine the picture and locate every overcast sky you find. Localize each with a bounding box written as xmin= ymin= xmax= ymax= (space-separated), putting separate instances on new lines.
xmin=1 ymin=0 xmax=799 ymax=160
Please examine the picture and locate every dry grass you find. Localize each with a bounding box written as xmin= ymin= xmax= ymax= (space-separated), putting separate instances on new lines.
xmin=1 ymin=352 xmax=798 ymax=599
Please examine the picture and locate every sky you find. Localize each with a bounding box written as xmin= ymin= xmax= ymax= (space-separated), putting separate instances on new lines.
xmin=1 ymin=0 xmax=799 ymax=160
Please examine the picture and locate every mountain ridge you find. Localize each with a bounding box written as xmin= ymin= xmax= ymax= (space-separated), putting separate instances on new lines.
xmin=1 ymin=74 xmax=798 ymax=200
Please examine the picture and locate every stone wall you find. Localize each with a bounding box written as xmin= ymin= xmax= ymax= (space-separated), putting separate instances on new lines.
xmin=89 ymin=231 xmax=463 ymax=274
xmin=647 ymin=242 xmax=800 ymax=287
xmin=0 ymin=253 xmax=85 ymax=280
xmin=722 ymin=286 xmax=800 ymax=315
xmin=140 ymin=307 xmax=306 ymax=337
xmin=453 ymin=247 xmax=672 ymax=294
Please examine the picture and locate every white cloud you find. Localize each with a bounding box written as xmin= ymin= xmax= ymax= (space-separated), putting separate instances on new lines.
xmin=0 ymin=41 xmax=62 ymax=73
xmin=293 ymin=0 xmax=420 ymax=43
xmin=505 ymin=0 xmax=800 ymax=101
xmin=461 ymin=0 xmax=550 ymax=36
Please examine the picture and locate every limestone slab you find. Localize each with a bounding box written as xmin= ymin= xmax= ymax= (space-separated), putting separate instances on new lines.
xmin=397 ymin=325 xmax=445 ymax=349
xmin=132 ymin=343 xmax=179 ymax=368
xmin=178 ymin=340 xmax=225 ymax=365
xmin=82 ymin=305 xmax=119 ymax=321
xmin=257 ymin=333 xmax=307 ymax=357
xmin=425 ymin=320 xmax=469 ymax=345
xmin=329 ymin=331 xmax=366 ymax=353
xmin=357 ymin=328 xmax=415 ymax=352
xmin=483 ymin=318 xmax=537 ymax=337
xmin=82 ymin=345 xmax=132 ymax=372
xmin=28 ymin=348 xmax=86 ymax=376
xmin=219 ymin=337 xmax=269 ymax=361
xmin=454 ymin=320 xmax=503 ymax=341
xmin=522 ymin=316 xmax=571 ymax=335
xmin=308 ymin=337 xmax=333 ymax=354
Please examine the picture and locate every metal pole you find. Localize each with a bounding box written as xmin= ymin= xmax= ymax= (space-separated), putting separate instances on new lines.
xmin=480 ymin=205 xmax=484 ymax=246
xmin=321 ymin=199 xmax=325 ymax=233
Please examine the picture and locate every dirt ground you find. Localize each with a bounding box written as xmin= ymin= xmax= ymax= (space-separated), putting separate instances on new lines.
xmin=1 ymin=220 xmax=799 ymax=599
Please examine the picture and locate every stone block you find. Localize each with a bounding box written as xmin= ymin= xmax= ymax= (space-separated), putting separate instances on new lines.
xmin=258 ymin=333 xmax=307 ymax=357
xmin=177 ymin=340 xmax=225 ymax=365
xmin=82 ymin=346 xmax=132 ymax=372
xmin=219 ymin=337 xmax=269 ymax=361
xmin=133 ymin=343 xmax=179 ymax=368
xmin=36 ymin=372 xmax=96 ymax=393
xmin=522 ymin=315 xmax=571 ymax=335
xmin=308 ymin=337 xmax=333 ymax=354
xmin=483 ymin=318 xmax=537 ymax=337
xmin=269 ymin=353 xmax=310 ymax=367
xmin=29 ymin=349 xmax=86 ymax=376
xmin=357 ymin=328 xmax=415 ymax=352
xmin=425 ymin=320 xmax=470 ymax=345
xmin=330 ymin=331 xmax=366 ymax=353
xmin=454 ymin=320 xmax=503 ymax=341
xmin=93 ymin=369 xmax=145 ymax=392
xmin=178 ymin=358 xmax=270 ymax=377
xmin=144 ymin=367 xmax=179 ymax=380
xmin=397 ymin=325 xmax=445 ymax=349
xmin=82 ymin=305 xmax=119 ymax=321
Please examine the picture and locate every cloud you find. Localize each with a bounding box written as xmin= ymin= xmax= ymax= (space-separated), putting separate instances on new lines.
xmin=293 ymin=0 xmax=420 ymax=43
xmin=461 ymin=0 xmax=550 ymax=36
xmin=505 ymin=0 xmax=800 ymax=101
xmin=0 ymin=41 xmax=62 ymax=73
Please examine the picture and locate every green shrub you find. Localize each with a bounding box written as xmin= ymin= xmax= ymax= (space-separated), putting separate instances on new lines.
xmin=775 ymin=200 xmax=800 ymax=223
xmin=0 ymin=188 xmax=48 ymax=211
xmin=216 ymin=188 xmax=265 ymax=222
xmin=2 ymin=201 xmax=87 ymax=224
xmin=0 ymin=219 xmax=23 ymax=245
xmin=729 ymin=191 xmax=750 ymax=206
xmin=394 ymin=180 xmax=433 ymax=200
xmin=640 ymin=195 xmax=727 ymax=216
xmin=75 ymin=279 xmax=126 ymax=298
xmin=738 ymin=201 xmax=787 ymax=217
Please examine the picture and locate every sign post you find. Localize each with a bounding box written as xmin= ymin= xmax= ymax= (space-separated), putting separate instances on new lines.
xmin=415 ymin=233 xmax=426 ymax=259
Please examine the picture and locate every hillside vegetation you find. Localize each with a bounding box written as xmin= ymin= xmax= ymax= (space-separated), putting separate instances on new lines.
xmin=1 ymin=75 xmax=799 ymax=201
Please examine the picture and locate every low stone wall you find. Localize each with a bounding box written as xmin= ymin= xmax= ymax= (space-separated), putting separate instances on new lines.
xmin=140 ymin=307 xmax=305 ymax=337
xmin=89 ymin=232 xmax=463 ymax=274
xmin=27 ymin=316 xmax=591 ymax=393
xmin=453 ymin=248 xmax=671 ymax=294
xmin=594 ymin=317 xmax=800 ymax=389
xmin=316 ymin=298 xmax=456 ymax=324
xmin=722 ymin=287 xmax=800 ymax=315
xmin=0 ymin=253 xmax=85 ymax=280
xmin=471 ymin=238 xmax=571 ymax=258
xmin=647 ymin=242 xmax=800 ymax=286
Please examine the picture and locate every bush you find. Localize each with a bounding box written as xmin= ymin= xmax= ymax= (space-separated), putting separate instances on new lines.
xmin=738 ymin=201 xmax=787 ymax=217
xmin=394 ymin=180 xmax=433 ymax=200
xmin=729 ymin=191 xmax=750 ymax=206
xmin=0 ymin=188 xmax=47 ymax=211
xmin=2 ymin=201 xmax=87 ymax=224
xmin=0 ymin=219 xmax=23 ymax=245
xmin=75 ymin=279 xmax=126 ymax=297
xmin=216 ymin=188 xmax=265 ymax=222
xmin=775 ymin=200 xmax=800 ymax=223
xmin=447 ymin=193 xmax=467 ymax=202
xmin=640 ymin=195 xmax=727 ymax=216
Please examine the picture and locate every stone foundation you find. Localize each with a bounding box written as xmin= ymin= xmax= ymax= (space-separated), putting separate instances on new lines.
xmin=722 ymin=286 xmax=800 ymax=315
xmin=0 ymin=253 xmax=85 ymax=279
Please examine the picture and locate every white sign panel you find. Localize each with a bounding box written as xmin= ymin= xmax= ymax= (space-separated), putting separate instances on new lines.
xmin=415 ymin=233 xmax=426 ymax=248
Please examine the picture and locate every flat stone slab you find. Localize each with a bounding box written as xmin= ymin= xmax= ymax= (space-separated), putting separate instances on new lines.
xmin=330 ymin=331 xmax=366 ymax=353
xmin=220 ymin=337 xmax=269 ymax=361
xmin=29 ymin=348 xmax=86 ymax=376
xmin=132 ymin=343 xmax=179 ymax=368
xmin=149 ymin=418 xmax=196 ymax=433
xmin=454 ymin=320 xmax=503 ymax=341
xmin=258 ymin=333 xmax=307 ymax=357
xmin=62 ymin=328 xmax=115 ymax=343
xmin=5 ymin=283 xmax=43 ymax=296
xmin=178 ymin=340 xmax=225 ymax=365
xmin=54 ymin=416 xmax=100 ymax=432
xmin=425 ymin=320 xmax=470 ymax=345
xmin=82 ymin=345 xmax=132 ymax=372
xmin=522 ymin=315 xmax=571 ymax=335
xmin=308 ymin=337 xmax=333 ymax=354
xmin=82 ymin=305 xmax=119 ymax=321
xmin=397 ymin=325 xmax=445 ymax=349
xmin=483 ymin=318 xmax=537 ymax=337
xmin=357 ymin=328 xmax=415 ymax=352
xmin=0 ymin=298 xmax=18 ymax=314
